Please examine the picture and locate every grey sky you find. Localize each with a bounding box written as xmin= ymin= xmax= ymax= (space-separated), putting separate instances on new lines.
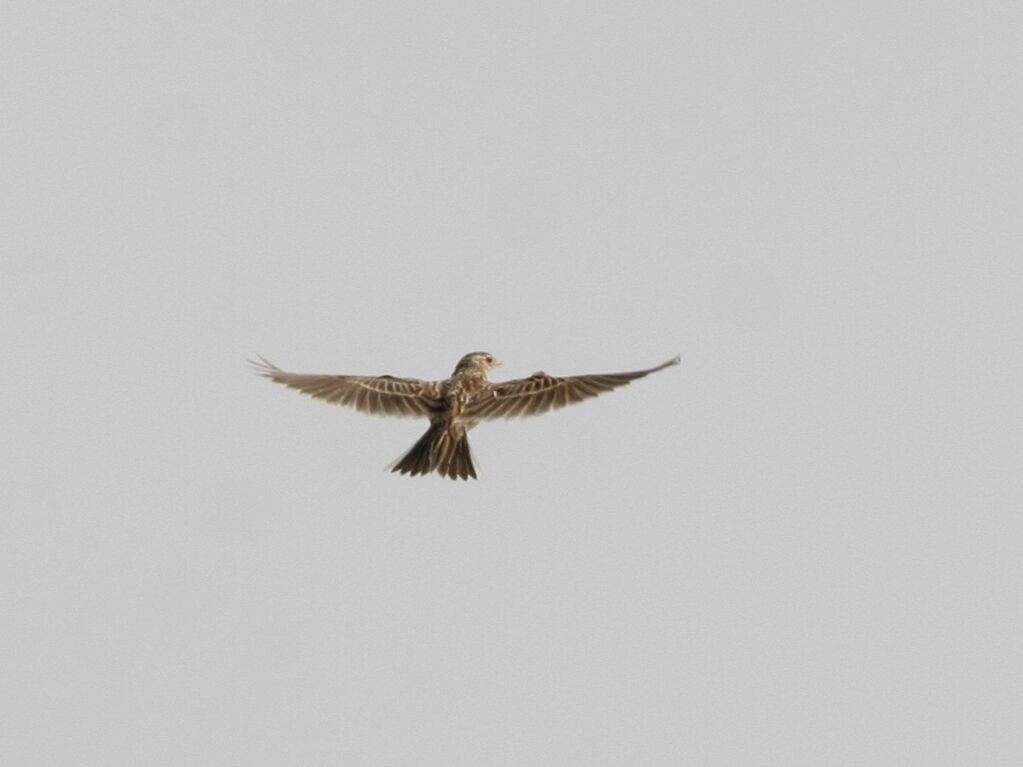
xmin=3 ymin=2 xmax=1021 ymax=765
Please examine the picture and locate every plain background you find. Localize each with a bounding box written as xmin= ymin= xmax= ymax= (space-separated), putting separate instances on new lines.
xmin=2 ymin=2 xmax=1021 ymax=765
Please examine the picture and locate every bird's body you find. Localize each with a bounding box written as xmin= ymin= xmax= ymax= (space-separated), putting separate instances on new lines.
xmin=253 ymin=351 xmax=679 ymax=480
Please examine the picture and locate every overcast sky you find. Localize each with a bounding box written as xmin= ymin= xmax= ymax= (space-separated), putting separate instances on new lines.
xmin=3 ymin=2 xmax=1021 ymax=765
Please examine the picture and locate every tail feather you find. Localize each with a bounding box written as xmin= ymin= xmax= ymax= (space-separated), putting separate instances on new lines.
xmin=391 ymin=422 xmax=477 ymax=480
xmin=449 ymin=432 xmax=476 ymax=480
xmin=391 ymin=423 xmax=439 ymax=477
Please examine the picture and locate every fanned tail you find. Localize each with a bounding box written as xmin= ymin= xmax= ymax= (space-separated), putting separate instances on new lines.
xmin=391 ymin=422 xmax=477 ymax=480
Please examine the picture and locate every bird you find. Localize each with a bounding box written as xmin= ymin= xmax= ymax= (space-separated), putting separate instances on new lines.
xmin=252 ymin=352 xmax=680 ymax=480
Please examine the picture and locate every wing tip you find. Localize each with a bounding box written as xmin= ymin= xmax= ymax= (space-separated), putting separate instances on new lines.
xmin=653 ymin=355 xmax=681 ymax=372
xmin=248 ymin=354 xmax=281 ymax=376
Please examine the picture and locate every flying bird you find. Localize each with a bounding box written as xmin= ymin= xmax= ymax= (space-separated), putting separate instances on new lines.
xmin=252 ymin=352 xmax=680 ymax=480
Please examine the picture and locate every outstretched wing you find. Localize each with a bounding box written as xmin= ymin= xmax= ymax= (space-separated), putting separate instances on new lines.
xmin=252 ymin=356 xmax=443 ymax=418
xmin=464 ymin=356 xmax=680 ymax=420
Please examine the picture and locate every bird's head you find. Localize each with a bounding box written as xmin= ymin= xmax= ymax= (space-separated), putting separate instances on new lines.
xmin=454 ymin=351 xmax=501 ymax=376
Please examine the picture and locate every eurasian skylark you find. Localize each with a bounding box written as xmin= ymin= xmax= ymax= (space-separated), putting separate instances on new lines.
xmin=253 ymin=352 xmax=680 ymax=480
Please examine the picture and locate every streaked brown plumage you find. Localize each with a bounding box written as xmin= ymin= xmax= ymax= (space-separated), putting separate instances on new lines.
xmin=252 ymin=352 xmax=680 ymax=480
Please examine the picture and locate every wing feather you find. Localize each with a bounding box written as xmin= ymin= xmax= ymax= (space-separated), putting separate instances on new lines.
xmin=252 ymin=357 xmax=442 ymax=418
xmin=464 ymin=357 xmax=680 ymax=420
